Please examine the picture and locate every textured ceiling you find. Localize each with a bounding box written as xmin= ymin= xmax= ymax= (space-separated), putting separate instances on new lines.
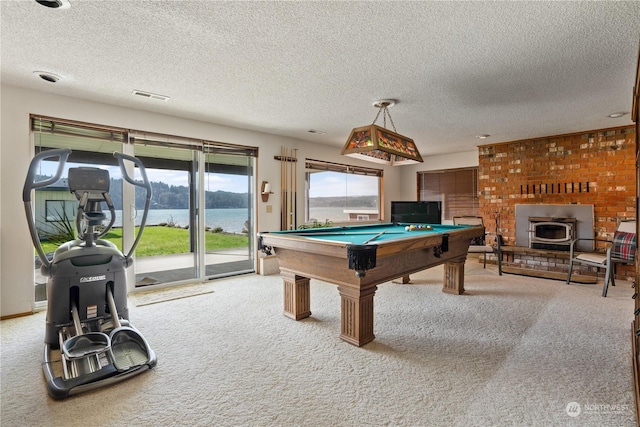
xmin=1 ymin=1 xmax=639 ymax=157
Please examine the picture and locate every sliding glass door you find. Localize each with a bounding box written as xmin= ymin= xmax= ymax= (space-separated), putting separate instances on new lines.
xmin=31 ymin=121 xmax=126 ymax=303
xmin=203 ymin=150 xmax=254 ymax=278
xmin=30 ymin=116 xmax=258 ymax=304
xmin=132 ymin=143 xmax=200 ymax=285
xmin=131 ymin=135 xmax=257 ymax=286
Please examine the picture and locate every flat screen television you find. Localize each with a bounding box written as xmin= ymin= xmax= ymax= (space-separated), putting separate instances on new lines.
xmin=391 ymin=201 xmax=442 ymax=224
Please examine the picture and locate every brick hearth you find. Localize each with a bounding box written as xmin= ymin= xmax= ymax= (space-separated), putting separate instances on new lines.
xmin=478 ymin=125 xmax=636 ymax=280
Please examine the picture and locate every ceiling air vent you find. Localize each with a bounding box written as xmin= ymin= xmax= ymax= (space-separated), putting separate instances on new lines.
xmin=132 ymin=90 xmax=170 ymax=101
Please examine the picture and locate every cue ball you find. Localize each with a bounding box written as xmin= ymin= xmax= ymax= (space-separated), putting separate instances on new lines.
xmin=405 ymin=226 xmax=410 ymax=231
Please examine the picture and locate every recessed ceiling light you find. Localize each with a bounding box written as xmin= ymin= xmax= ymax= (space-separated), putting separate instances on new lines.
xmin=307 ymin=129 xmax=326 ymax=135
xmin=35 ymin=0 xmax=70 ymax=9
xmin=33 ymin=71 xmax=61 ymax=83
xmin=608 ymin=112 xmax=626 ymax=118
xmin=476 ymin=134 xmax=490 ymax=139
xmin=132 ymin=90 xmax=170 ymax=101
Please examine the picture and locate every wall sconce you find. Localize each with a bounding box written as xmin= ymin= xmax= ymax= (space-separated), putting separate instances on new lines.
xmin=261 ymin=181 xmax=273 ymax=202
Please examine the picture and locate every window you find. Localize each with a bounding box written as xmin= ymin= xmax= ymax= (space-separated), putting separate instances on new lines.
xmin=417 ymin=168 xmax=478 ymax=221
xmin=305 ymin=159 xmax=382 ymax=224
xmin=128 ymin=132 xmax=257 ymax=283
xmin=31 ymin=115 xmax=257 ymax=303
xmin=45 ymin=200 xmax=76 ymax=222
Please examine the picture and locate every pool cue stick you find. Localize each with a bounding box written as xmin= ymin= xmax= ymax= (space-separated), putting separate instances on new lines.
xmin=288 ymin=147 xmax=292 ymax=229
xmin=279 ymin=146 xmax=282 ymax=229
xmin=280 ymin=146 xmax=285 ymax=229
xmin=282 ymin=145 xmax=286 ymax=229
xmin=283 ymin=146 xmax=287 ymax=230
xmin=291 ymin=148 xmax=295 ymax=229
xmin=289 ymin=147 xmax=291 ymax=229
xmin=293 ymin=148 xmax=297 ymax=228
xmin=287 ymin=147 xmax=291 ymax=230
xmin=362 ymin=230 xmax=386 ymax=244
xmin=285 ymin=146 xmax=288 ymax=229
xmin=289 ymin=147 xmax=292 ymax=229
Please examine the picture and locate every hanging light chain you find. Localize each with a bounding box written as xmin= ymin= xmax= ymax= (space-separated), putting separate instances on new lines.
xmin=372 ymin=104 xmax=398 ymax=133
xmin=383 ymin=106 xmax=397 ymax=133
xmin=372 ymin=106 xmax=384 ymax=126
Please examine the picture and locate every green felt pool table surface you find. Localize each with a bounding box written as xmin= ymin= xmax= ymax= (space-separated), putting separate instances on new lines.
xmin=266 ymin=223 xmax=470 ymax=245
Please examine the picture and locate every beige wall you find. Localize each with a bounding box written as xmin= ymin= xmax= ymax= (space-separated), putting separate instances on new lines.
xmin=0 ymin=84 xmax=475 ymax=317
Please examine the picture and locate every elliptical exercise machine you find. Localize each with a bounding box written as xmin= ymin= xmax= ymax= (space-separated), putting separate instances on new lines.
xmin=23 ymin=148 xmax=157 ymax=399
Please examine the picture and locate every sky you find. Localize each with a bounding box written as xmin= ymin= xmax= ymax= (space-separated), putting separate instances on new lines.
xmin=308 ymin=172 xmax=378 ymax=198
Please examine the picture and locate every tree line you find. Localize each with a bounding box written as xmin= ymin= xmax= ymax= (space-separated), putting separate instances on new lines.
xmin=112 ymin=179 xmax=250 ymax=209
xmin=40 ymin=176 xmax=378 ymax=209
xmin=39 ymin=176 xmax=248 ymax=210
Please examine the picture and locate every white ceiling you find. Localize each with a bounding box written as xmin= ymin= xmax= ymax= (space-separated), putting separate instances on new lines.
xmin=1 ymin=1 xmax=639 ymax=157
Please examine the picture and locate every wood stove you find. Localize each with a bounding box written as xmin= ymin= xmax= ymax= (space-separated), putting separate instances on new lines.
xmin=516 ymin=204 xmax=594 ymax=252
xmin=528 ymin=216 xmax=577 ymax=251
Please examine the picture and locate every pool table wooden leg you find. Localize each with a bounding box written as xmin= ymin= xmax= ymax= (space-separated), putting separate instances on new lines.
xmin=337 ymin=285 xmax=377 ymax=347
xmin=281 ymin=270 xmax=311 ymax=320
xmin=392 ymin=275 xmax=411 ymax=284
xmin=442 ymin=258 xmax=466 ymax=295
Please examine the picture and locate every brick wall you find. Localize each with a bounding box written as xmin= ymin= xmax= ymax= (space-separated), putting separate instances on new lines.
xmin=478 ymin=125 xmax=636 ymax=279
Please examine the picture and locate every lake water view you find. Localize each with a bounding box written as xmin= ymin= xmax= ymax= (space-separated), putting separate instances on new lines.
xmin=116 ymin=207 xmax=376 ymax=232
xmin=117 ymin=208 xmax=249 ymax=233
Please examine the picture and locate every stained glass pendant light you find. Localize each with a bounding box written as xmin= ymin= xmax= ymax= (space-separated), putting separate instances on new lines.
xmin=341 ymin=99 xmax=423 ymax=166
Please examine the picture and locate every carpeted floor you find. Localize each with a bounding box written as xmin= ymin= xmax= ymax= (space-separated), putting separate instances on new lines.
xmin=1 ymin=263 xmax=637 ymax=426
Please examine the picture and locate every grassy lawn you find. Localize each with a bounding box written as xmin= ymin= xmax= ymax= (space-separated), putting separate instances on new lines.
xmin=40 ymin=226 xmax=248 ymax=257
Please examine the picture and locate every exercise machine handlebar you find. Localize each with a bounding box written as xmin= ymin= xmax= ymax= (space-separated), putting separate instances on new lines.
xmin=23 ymin=148 xmax=72 ymax=202
xmin=23 ymin=148 xmax=72 ymax=269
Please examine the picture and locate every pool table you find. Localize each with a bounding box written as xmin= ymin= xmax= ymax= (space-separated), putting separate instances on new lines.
xmin=258 ymin=222 xmax=484 ymax=346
